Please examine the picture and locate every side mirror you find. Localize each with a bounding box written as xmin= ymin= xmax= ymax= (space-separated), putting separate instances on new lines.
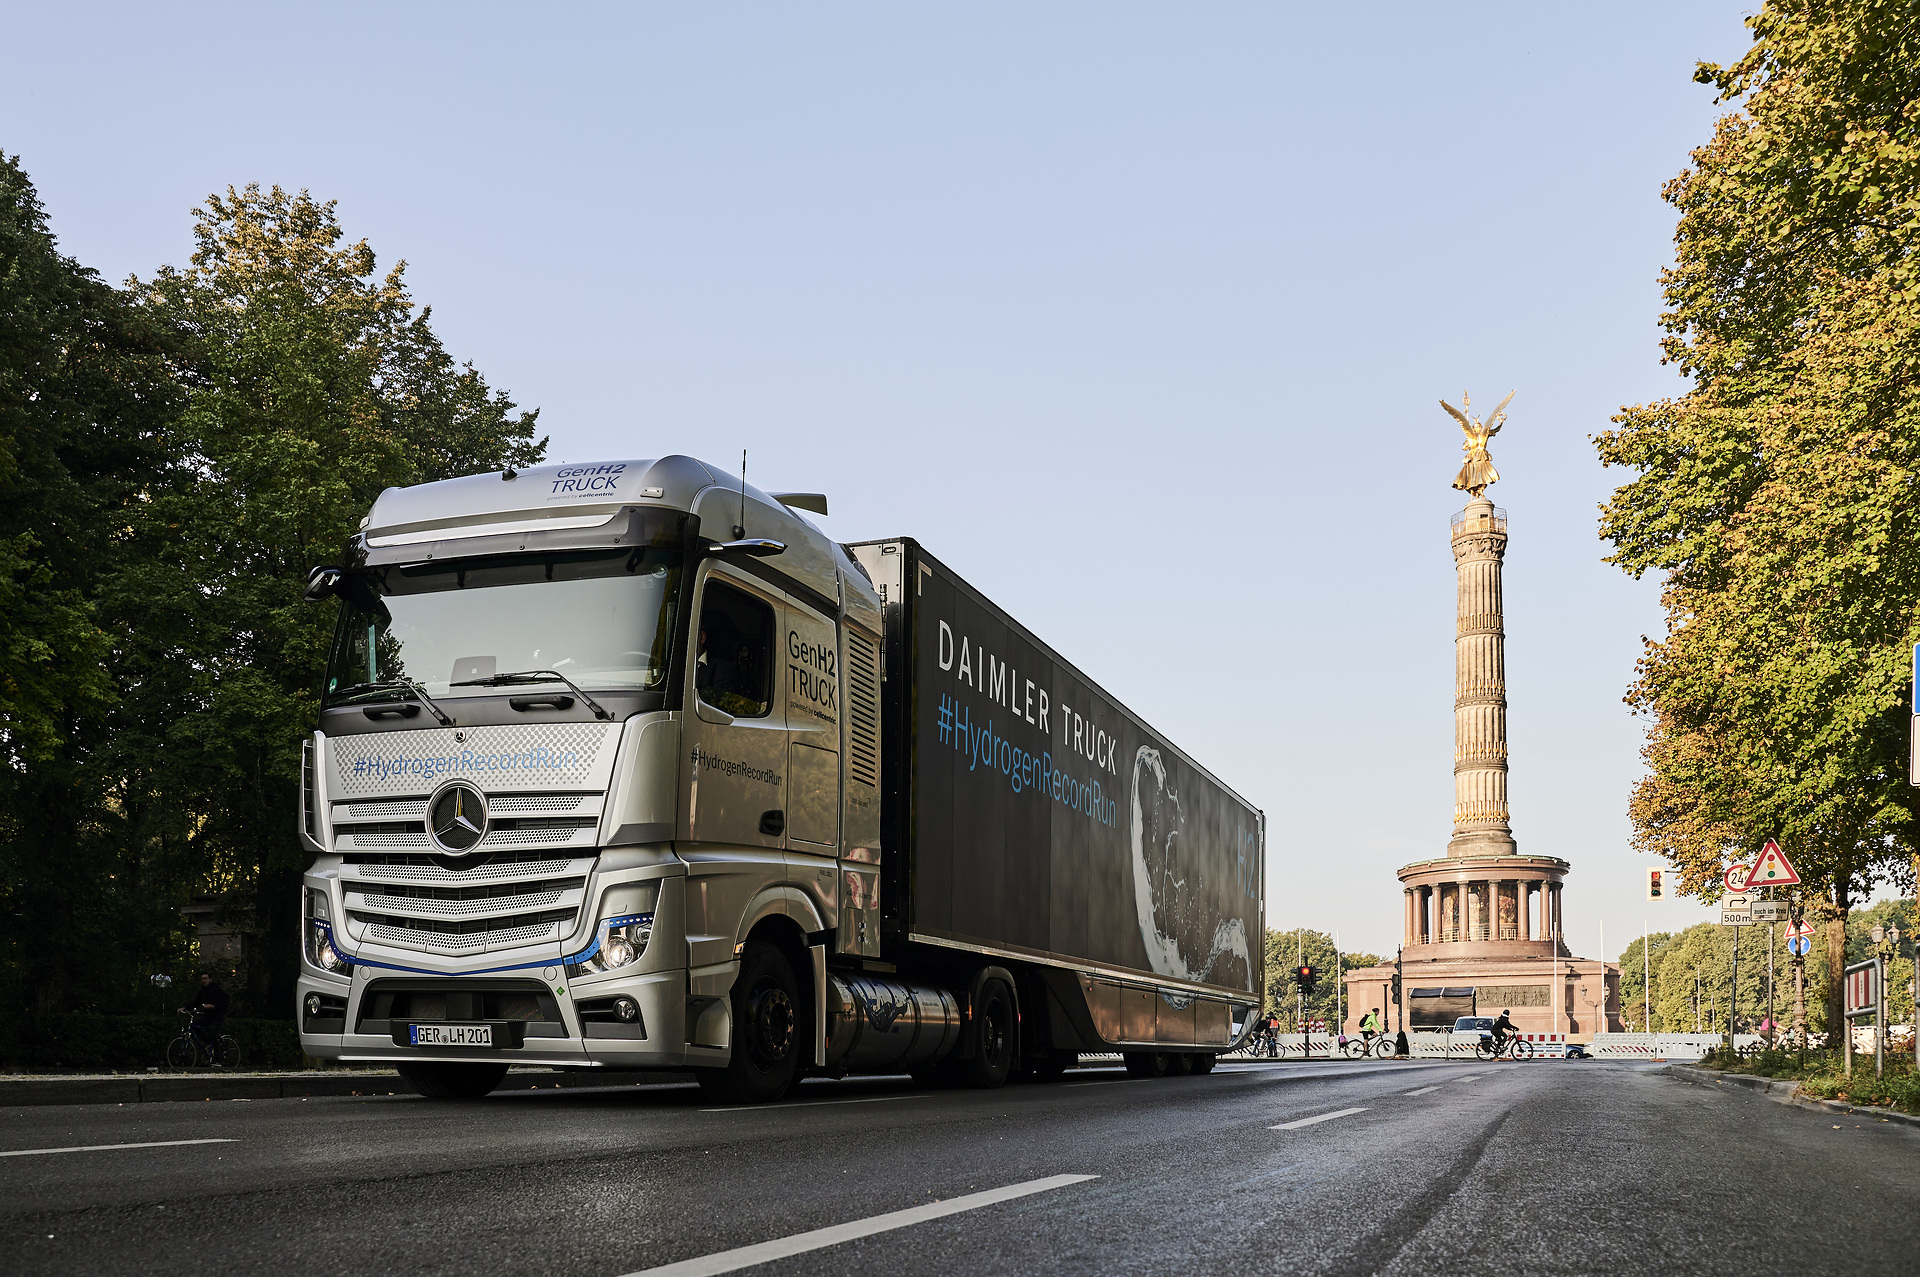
xmin=304 ymin=567 xmax=345 ymax=602
xmin=708 ymin=539 xmax=786 ymax=558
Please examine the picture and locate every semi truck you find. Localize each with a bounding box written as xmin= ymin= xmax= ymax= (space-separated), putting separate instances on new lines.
xmin=297 ymin=454 xmax=1265 ymax=1101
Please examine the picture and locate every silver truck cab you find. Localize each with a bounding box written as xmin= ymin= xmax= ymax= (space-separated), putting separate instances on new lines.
xmin=295 ymin=455 xmax=884 ymax=1099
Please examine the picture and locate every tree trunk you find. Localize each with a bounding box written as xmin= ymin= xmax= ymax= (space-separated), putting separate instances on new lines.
xmin=1823 ymin=877 xmax=1850 ymax=1046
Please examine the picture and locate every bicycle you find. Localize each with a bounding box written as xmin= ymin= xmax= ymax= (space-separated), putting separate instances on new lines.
xmin=166 ymin=1011 xmax=240 ymax=1070
xmin=1342 ymin=1033 xmax=1395 ymax=1059
xmin=1475 ymin=1033 xmax=1533 ymax=1061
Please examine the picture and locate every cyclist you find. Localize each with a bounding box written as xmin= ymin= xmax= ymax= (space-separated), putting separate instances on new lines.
xmin=177 ymin=972 xmax=230 ymax=1067
xmin=1359 ymin=1006 xmax=1383 ymax=1050
xmin=1492 ymin=1008 xmax=1517 ymax=1055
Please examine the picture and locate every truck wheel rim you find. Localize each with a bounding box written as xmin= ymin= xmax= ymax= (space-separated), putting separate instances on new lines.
xmin=748 ymin=984 xmax=795 ymax=1067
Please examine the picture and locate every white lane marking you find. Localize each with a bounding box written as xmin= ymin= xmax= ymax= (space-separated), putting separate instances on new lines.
xmin=699 ymin=1094 xmax=921 ymax=1114
xmin=1270 ymin=1107 xmax=1368 ymax=1130
xmin=0 ymin=1138 xmax=237 ymax=1159
xmin=617 ymin=1174 xmax=1100 ymax=1276
xmin=1403 ymin=1086 xmax=1440 ymax=1096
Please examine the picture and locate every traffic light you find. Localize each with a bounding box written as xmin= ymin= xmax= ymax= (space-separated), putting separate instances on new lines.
xmin=1390 ymin=973 xmax=1401 ymax=1000
xmin=1646 ymin=868 xmax=1664 ymax=901
xmin=1293 ymin=965 xmax=1318 ymax=992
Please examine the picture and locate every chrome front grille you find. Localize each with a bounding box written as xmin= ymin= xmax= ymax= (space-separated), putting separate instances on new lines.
xmin=341 ymin=849 xmax=595 ymax=955
xmin=329 ymin=792 xmax=602 ymax=855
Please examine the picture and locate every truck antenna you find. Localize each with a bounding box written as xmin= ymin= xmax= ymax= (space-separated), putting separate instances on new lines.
xmin=735 ymin=450 xmax=747 ymax=539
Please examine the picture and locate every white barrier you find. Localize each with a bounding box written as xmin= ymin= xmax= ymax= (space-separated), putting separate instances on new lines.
xmin=1586 ymin=1033 xmax=1763 ymax=1059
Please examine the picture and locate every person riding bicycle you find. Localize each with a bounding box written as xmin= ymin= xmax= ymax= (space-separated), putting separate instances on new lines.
xmin=1359 ymin=1006 xmax=1383 ymax=1046
xmin=176 ymin=973 xmax=229 ymax=1067
xmin=1492 ymin=1008 xmax=1517 ymax=1053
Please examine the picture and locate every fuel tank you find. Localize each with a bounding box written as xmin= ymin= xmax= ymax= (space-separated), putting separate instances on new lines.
xmin=823 ymin=973 xmax=963 ymax=1074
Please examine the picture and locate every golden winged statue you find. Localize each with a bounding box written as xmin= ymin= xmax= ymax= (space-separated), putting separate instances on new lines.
xmin=1440 ymin=390 xmax=1515 ymax=495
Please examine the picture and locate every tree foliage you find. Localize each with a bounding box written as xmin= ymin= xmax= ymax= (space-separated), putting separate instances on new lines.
xmin=0 ymin=172 xmax=544 ymax=1016
xmin=1596 ymin=0 xmax=1920 ymax=1033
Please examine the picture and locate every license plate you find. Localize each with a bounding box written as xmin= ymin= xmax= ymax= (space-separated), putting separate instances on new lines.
xmin=408 ymin=1023 xmax=492 ymax=1047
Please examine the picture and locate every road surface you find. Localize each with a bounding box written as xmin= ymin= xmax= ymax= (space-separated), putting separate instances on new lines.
xmin=5 ymin=1059 xmax=1915 ymax=1275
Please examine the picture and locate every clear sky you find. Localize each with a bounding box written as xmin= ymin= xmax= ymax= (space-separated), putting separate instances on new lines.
xmin=7 ymin=2 xmax=1777 ymax=961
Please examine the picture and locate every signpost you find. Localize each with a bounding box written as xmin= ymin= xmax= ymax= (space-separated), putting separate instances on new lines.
xmin=1752 ymin=900 xmax=1789 ymax=922
xmin=1723 ymin=864 xmax=1752 ymax=894
xmin=1720 ymin=893 xmax=1753 ymax=926
xmin=1787 ymin=932 xmax=1811 ymax=956
xmin=1745 ymin=839 xmax=1801 ymax=889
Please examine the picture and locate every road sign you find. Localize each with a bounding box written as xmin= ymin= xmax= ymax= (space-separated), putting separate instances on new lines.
xmin=1752 ymin=901 xmax=1789 ymax=922
xmin=1788 ymin=934 xmax=1812 ymax=957
xmin=1723 ymin=864 xmax=1752 ymax=893
xmin=1745 ymin=839 xmax=1801 ymax=888
xmin=1844 ymin=961 xmax=1879 ymax=1018
xmin=1790 ymin=919 xmax=1813 ymax=938
xmin=1721 ymin=894 xmax=1753 ymax=926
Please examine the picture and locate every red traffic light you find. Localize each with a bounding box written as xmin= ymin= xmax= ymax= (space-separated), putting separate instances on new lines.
xmin=1294 ymin=965 xmax=1318 ymax=987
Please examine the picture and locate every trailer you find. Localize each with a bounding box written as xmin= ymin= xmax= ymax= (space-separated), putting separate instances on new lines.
xmin=296 ymin=455 xmax=1263 ymax=1101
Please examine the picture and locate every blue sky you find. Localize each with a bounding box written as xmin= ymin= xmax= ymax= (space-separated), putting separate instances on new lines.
xmin=7 ymin=2 xmax=1775 ymax=960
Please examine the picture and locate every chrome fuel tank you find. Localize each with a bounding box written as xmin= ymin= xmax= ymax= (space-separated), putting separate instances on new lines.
xmin=823 ymin=973 xmax=962 ymax=1074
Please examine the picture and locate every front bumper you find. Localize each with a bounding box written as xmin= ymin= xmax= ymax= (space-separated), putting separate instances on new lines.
xmin=299 ymin=966 xmax=719 ymax=1070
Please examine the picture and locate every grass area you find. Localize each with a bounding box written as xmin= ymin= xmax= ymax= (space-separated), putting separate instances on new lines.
xmin=1698 ymin=1046 xmax=1920 ymax=1116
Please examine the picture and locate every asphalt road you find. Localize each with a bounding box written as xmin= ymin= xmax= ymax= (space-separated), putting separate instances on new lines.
xmin=4 ymin=1059 xmax=1916 ymax=1276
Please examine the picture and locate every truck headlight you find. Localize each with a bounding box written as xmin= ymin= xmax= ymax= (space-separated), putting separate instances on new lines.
xmin=566 ymin=913 xmax=654 ymax=977
xmin=306 ymin=919 xmax=352 ymax=975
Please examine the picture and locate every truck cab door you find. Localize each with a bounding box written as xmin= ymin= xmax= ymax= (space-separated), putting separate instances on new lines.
xmin=680 ymin=567 xmax=789 ymax=975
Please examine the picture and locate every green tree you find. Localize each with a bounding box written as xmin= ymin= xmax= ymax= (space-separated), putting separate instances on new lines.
xmin=0 ymin=153 xmax=184 ymax=1013
xmin=2 ymin=175 xmax=547 ymax=1019
xmin=108 ymin=185 xmax=547 ymax=1014
xmin=1596 ymin=0 xmax=1920 ymax=1039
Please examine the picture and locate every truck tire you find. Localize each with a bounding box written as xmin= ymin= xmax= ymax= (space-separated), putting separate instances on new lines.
xmin=1188 ymin=1052 xmax=1216 ymax=1075
xmin=1124 ymin=1051 xmax=1168 ymax=1078
xmin=957 ymin=978 xmax=1017 ymax=1088
xmin=695 ymin=940 xmax=801 ymax=1104
xmin=397 ymin=1062 xmax=508 ymax=1099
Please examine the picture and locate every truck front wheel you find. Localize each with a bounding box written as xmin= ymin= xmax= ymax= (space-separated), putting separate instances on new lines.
xmin=695 ymin=940 xmax=800 ymax=1104
xmin=397 ymin=1062 xmax=508 ymax=1099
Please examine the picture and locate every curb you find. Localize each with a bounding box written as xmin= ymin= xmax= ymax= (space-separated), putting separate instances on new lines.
xmin=1660 ymin=1063 xmax=1920 ymax=1130
xmin=0 ymin=1069 xmax=684 ymax=1108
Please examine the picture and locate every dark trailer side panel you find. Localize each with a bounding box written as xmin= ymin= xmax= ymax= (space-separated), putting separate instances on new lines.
xmin=854 ymin=540 xmax=1264 ymax=1007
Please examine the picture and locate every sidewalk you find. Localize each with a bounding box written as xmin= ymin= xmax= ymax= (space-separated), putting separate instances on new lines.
xmin=0 ymin=1067 xmax=682 ymax=1108
xmin=1661 ymin=1062 xmax=1920 ymax=1131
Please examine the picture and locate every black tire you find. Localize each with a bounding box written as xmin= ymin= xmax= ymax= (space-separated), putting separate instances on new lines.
xmin=217 ymin=1036 xmax=241 ymax=1068
xmin=1374 ymin=1037 xmax=1396 ymax=1060
xmin=1188 ymin=1051 xmax=1216 ymax=1075
xmin=1164 ymin=1052 xmax=1192 ymax=1076
xmin=1475 ymin=1041 xmax=1497 ymax=1061
xmin=397 ymin=1062 xmax=508 ymax=1099
xmin=1509 ymin=1039 xmax=1533 ymax=1060
xmin=1124 ymin=1051 xmax=1169 ymax=1078
xmin=956 ymin=979 xmax=1016 ymax=1089
xmin=695 ymin=939 xmax=802 ymax=1104
xmin=165 ymin=1036 xmax=197 ymax=1071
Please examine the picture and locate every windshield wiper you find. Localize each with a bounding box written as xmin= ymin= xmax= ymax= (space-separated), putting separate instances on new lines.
xmin=334 ymin=679 xmax=455 ymax=726
xmin=451 ymin=670 xmax=612 ymax=721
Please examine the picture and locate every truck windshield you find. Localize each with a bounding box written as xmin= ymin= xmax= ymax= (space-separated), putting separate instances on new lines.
xmin=324 ymin=548 xmax=681 ymax=705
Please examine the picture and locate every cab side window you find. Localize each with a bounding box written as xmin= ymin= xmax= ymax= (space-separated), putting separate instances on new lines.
xmin=695 ymin=580 xmax=775 ymax=718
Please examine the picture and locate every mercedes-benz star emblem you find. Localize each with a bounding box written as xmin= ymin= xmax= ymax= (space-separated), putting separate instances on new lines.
xmin=428 ymin=782 xmax=488 ymax=854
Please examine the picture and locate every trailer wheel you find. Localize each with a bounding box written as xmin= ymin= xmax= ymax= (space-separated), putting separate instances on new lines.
xmin=397 ymin=1062 xmax=508 ymax=1099
xmin=957 ymin=979 xmax=1017 ymax=1088
xmin=695 ymin=939 xmax=800 ymax=1104
xmin=1124 ymin=1051 xmax=1168 ymax=1078
xmin=1188 ymin=1052 xmax=1216 ymax=1075
xmin=1164 ymin=1052 xmax=1192 ymax=1076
